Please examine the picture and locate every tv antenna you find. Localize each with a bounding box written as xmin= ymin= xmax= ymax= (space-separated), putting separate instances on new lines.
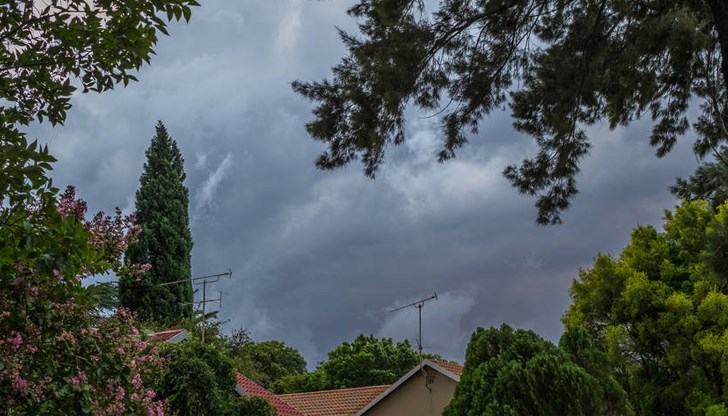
xmin=390 ymin=293 xmax=437 ymax=357
xmin=159 ymin=269 xmax=233 ymax=342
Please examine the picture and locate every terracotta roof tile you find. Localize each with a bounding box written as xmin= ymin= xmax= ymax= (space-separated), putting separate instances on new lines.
xmin=433 ymin=360 xmax=464 ymax=377
xmin=148 ymin=329 xmax=187 ymax=343
xmin=279 ymin=385 xmax=389 ymax=416
xmin=236 ymin=372 xmax=304 ymax=416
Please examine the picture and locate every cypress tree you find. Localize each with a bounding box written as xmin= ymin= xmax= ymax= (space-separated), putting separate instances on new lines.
xmin=120 ymin=121 xmax=193 ymax=325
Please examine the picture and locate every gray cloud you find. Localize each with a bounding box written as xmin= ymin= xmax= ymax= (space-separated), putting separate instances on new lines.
xmin=192 ymin=152 xmax=234 ymax=223
xmin=30 ymin=0 xmax=702 ymax=367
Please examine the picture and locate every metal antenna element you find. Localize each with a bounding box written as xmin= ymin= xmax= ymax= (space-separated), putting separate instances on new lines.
xmin=390 ymin=293 xmax=438 ymax=358
xmin=159 ymin=269 xmax=233 ymax=343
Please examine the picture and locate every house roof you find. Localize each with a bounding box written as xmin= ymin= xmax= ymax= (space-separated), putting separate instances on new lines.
xmin=432 ymin=360 xmax=464 ymax=377
xmin=236 ymin=372 xmax=304 ymax=416
xmin=355 ymin=360 xmax=463 ymax=416
xmin=280 ymin=385 xmax=390 ymax=416
xmin=148 ymin=329 xmax=188 ymax=344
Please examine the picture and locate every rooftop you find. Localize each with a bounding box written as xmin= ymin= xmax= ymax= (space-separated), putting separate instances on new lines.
xmin=236 ymin=372 xmax=304 ymax=416
xmin=280 ymin=385 xmax=390 ymax=416
xmin=432 ymin=360 xmax=464 ymax=377
xmin=147 ymin=329 xmax=188 ymax=344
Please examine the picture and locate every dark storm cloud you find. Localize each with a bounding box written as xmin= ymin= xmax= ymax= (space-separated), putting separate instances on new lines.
xmin=30 ymin=1 xmax=701 ymax=366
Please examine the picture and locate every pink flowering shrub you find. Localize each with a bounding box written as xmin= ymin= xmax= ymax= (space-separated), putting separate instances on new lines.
xmin=0 ymin=186 xmax=169 ymax=414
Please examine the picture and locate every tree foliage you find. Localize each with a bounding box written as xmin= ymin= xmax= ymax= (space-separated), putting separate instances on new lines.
xmin=320 ymin=334 xmax=419 ymax=389
xmin=672 ymin=147 xmax=728 ymax=208
xmin=231 ymin=338 xmax=307 ymax=389
xmin=1 ymin=0 xmax=198 ymax=211
xmin=273 ymin=334 xmax=419 ymax=393
xmin=0 ymin=1 xmax=197 ymax=413
xmin=158 ymin=337 xmax=275 ymax=416
xmin=444 ymin=324 xmax=632 ymax=416
xmin=563 ymin=200 xmax=728 ymax=415
xmin=120 ymin=121 xmax=194 ymax=325
xmin=294 ymin=0 xmax=728 ymax=224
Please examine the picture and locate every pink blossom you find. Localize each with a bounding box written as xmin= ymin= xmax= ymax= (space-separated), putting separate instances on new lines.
xmin=9 ymin=332 xmax=22 ymax=350
xmin=57 ymin=330 xmax=77 ymax=346
xmin=153 ymin=401 xmax=166 ymax=416
xmin=132 ymin=373 xmax=142 ymax=389
xmin=11 ymin=369 xmax=28 ymax=392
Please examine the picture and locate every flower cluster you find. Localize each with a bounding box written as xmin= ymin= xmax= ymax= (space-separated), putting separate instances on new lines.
xmin=58 ymin=186 xmax=145 ymax=275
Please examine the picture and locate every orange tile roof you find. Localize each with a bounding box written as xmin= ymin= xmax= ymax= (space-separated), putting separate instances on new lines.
xmin=148 ymin=329 xmax=187 ymax=343
xmin=280 ymin=385 xmax=390 ymax=416
xmin=433 ymin=360 xmax=464 ymax=377
xmin=236 ymin=372 xmax=304 ymax=416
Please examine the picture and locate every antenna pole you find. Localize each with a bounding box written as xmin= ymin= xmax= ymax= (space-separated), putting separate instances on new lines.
xmin=390 ymin=293 xmax=437 ymax=359
xmin=201 ymin=279 xmax=207 ymax=343
xmin=159 ymin=269 xmax=233 ymax=343
xmin=418 ymin=302 xmax=423 ymax=357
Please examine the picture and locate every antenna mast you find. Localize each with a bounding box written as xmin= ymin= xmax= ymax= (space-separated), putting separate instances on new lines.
xmin=159 ymin=269 xmax=233 ymax=342
xmin=390 ymin=293 xmax=438 ymax=358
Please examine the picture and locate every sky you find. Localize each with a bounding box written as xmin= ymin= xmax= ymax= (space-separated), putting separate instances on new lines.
xmin=29 ymin=1 xmax=702 ymax=367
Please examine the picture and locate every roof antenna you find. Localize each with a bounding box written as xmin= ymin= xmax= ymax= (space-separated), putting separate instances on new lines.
xmin=390 ymin=293 xmax=437 ymax=359
xmin=159 ymin=269 xmax=233 ymax=343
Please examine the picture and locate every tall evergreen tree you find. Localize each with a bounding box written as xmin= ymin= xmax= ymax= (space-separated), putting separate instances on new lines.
xmin=120 ymin=121 xmax=193 ymax=325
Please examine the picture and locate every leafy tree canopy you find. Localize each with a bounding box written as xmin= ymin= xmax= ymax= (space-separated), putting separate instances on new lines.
xmin=172 ymin=321 xmax=308 ymax=392
xmin=563 ymin=200 xmax=728 ymax=415
xmin=294 ymin=0 xmax=728 ymax=224
xmin=273 ymin=334 xmax=420 ymax=393
xmin=121 ymin=121 xmax=194 ymax=325
xmin=236 ymin=340 xmax=308 ymax=389
xmin=444 ymin=324 xmax=632 ymax=416
xmin=158 ymin=337 xmax=275 ymax=416
xmin=1 ymin=0 xmax=198 ymax=205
